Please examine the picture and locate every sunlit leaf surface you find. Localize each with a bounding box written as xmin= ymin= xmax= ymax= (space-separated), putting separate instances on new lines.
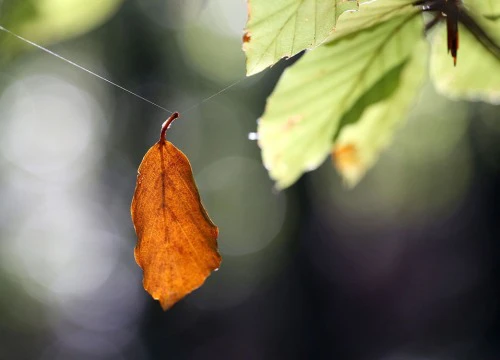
xmin=333 ymin=41 xmax=428 ymax=186
xmin=325 ymin=0 xmax=418 ymax=42
xmin=131 ymin=114 xmax=221 ymax=310
xmin=430 ymin=5 xmax=500 ymax=103
xmin=258 ymin=12 xmax=423 ymax=189
xmin=464 ymin=0 xmax=500 ymax=19
xmin=244 ymin=0 xmax=358 ymax=76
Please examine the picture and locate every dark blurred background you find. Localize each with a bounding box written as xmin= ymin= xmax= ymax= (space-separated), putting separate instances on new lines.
xmin=1 ymin=1 xmax=500 ymax=359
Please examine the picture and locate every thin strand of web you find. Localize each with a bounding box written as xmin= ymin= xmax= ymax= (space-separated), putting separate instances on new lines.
xmin=0 ymin=24 xmax=174 ymax=114
xmin=181 ymin=78 xmax=246 ymax=115
xmin=0 ymin=24 xmax=250 ymax=118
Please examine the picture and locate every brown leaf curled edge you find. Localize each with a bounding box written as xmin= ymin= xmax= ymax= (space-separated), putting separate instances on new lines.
xmin=131 ymin=112 xmax=221 ymax=310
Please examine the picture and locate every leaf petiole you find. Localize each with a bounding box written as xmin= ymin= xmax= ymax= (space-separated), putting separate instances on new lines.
xmin=160 ymin=112 xmax=180 ymax=143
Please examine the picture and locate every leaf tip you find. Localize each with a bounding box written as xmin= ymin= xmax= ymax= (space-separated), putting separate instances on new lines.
xmin=332 ymin=143 xmax=364 ymax=188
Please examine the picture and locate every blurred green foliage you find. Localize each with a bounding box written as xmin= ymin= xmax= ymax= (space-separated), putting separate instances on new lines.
xmin=0 ymin=0 xmax=123 ymax=63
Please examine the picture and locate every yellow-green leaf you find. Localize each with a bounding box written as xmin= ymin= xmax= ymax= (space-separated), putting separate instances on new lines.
xmin=244 ymin=0 xmax=358 ymax=76
xmin=258 ymin=12 xmax=424 ymax=189
xmin=326 ymin=0 xmax=418 ymax=42
xmin=430 ymin=19 xmax=500 ymax=103
xmin=333 ymin=40 xmax=428 ymax=186
xmin=464 ymin=0 xmax=500 ymax=19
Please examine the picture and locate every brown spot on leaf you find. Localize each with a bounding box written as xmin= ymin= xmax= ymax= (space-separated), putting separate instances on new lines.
xmin=282 ymin=114 xmax=303 ymax=131
xmin=243 ymin=31 xmax=251 ymax=44
xmin=242 ymin=31 xmax=252 ymax=51
xmin=332 ymin=143 xmax=361 ymax=175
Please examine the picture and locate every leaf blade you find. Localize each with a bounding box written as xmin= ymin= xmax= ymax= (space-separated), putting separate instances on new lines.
xmin=464 ymin=0 xmax=500 ymax=19
xmin=325 ymin=0 xmax=418 ymax=42
xmin=244 ymin=0 xmax=358 ymax=76
xmin=430 ymin=20 xmax=500 ymax=103
xmin=333 ymin=40 xmax=429 ymax=186
xmin=131 ymin=134 xmax=221 ymax=310
xmin=258 ymin=12 xmax=424 ymax=189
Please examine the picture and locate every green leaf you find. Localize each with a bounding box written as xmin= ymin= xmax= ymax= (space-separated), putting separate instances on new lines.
xmin=0 ymin=0 xmax=124 ymax=62
xmin=430 ymin=19 xmax=500 ymax=103
xmin=257 ymin=12 xmax=423 ymax=189
xmin=464 ymin=0 xmax=500 ymax=19
xmin=244 ymin=0 xmax=358 ymax=76
xmin=333 ymin=40 xmax=428 ymax=186
xmin=326 ymin=0 xmax=418 ymax=42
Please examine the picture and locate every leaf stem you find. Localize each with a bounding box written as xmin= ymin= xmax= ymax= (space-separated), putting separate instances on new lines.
xmin=160 ymin=112 xmax=180 ymax=143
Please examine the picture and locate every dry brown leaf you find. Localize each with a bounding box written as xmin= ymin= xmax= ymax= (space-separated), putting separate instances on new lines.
xmin=131 ymin=112 xmax=221 ymax=310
